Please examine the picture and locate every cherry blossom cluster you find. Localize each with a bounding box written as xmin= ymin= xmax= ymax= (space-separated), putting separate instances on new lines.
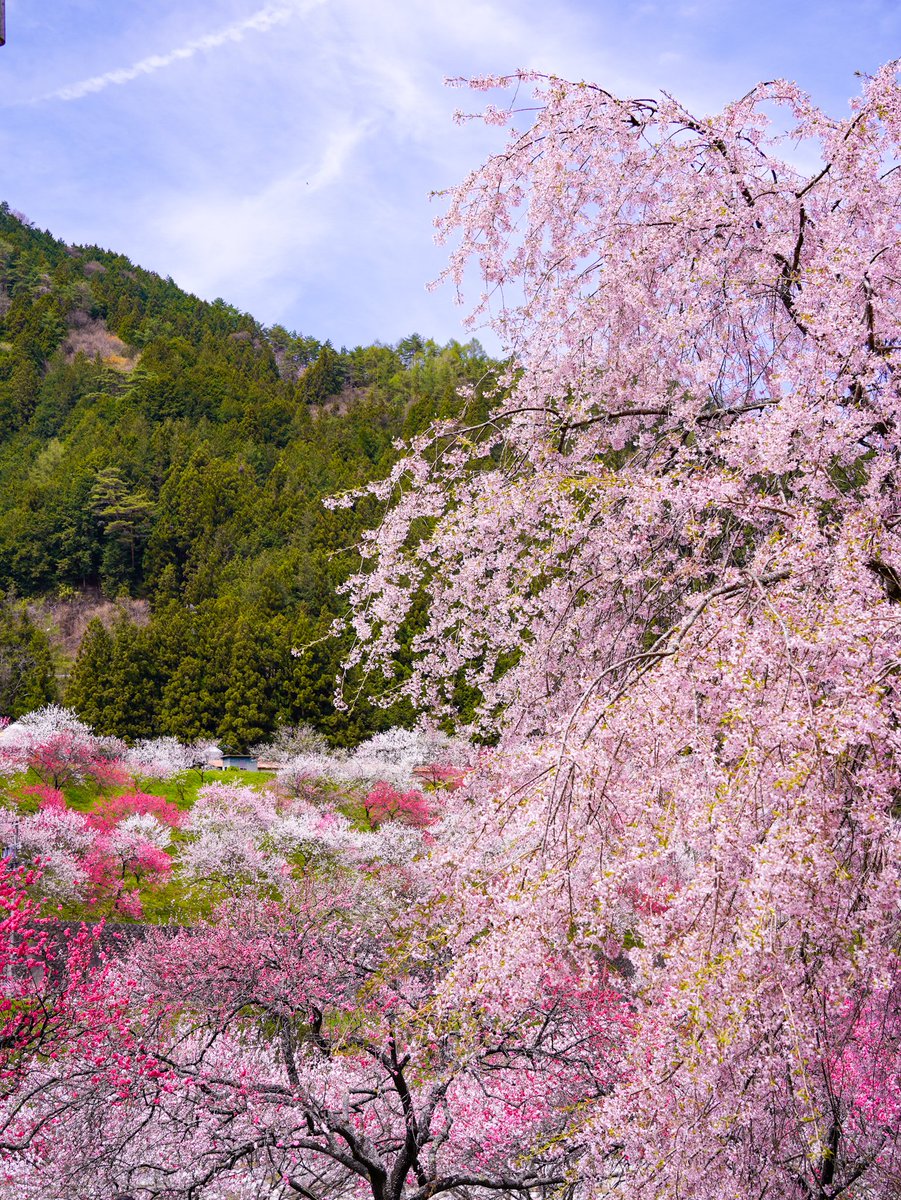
xmin=124 ymin=735 xmax=201 ymax=781
xmin=331 ymin=65 xmax=901 ymax=1198
xmin=274 ymin=724 xmax=469 ymax=795
xmin=0 ymin=705 xmax=128 ymax=790
xmin=178 ymin=779 xmax=429 ymax=892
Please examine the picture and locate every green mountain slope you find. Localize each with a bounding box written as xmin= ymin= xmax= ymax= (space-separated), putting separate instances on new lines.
xmin=0 ymin=203 xmax=497 ymax=745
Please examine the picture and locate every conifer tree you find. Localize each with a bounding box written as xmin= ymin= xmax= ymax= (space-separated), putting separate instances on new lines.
xmin=101 ymin=620 xmax=158 ymax=739
xmin=156 ymin=607 xmax=229 ymax=744
xmin=2 ymin=355 xmax=40 ymax=431
xmin=295 ymin=344 xmax=344 ymax=404
xmin=272 ymin=613 xmax=335 ymax=733
xmin=64 ymin=617 xmax=113 ymax=728
xmin=158 ymin=656 xmax=214 ymax=743
xmin=0 ymin=600 xmax=57 ymax=716
xmin=89 ymin=466 xmax=155 ymax=586
xmin=218 ymin=622 xmax=274 ymax=751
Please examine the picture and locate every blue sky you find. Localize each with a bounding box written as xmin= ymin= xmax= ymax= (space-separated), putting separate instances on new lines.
xmin=1 ymin=0 xmax=897 ymax=348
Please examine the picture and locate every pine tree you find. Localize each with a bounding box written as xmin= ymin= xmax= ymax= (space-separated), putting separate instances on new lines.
xmin=89 ymin=466 xmax=155 ymax=584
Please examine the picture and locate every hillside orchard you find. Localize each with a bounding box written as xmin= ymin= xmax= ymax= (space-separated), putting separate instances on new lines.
xmin=1 ymin=61 xmax=901 ymax=1200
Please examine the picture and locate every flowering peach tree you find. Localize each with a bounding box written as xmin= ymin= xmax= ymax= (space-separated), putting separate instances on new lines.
xmin=0 ymin=877 xmax=628 ymax=1200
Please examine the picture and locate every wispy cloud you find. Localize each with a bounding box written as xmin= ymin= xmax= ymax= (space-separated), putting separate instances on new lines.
xmin=146 ymin=117 xmax=371 ymax=308
xmin=40 ymin=1 xmax=314 ymax=102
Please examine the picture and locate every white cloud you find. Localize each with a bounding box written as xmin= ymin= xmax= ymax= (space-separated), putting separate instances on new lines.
xmin=39 ymin=0 xmax=318 ymax=102
xmin=147 ymin=118 xmax=371 ymax=311
xmin=2 ymin=0 xmax=885 ymax=347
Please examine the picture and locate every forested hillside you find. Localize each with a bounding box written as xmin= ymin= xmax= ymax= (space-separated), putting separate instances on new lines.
xmin=0 ymin=203 xmax=496 ymax=745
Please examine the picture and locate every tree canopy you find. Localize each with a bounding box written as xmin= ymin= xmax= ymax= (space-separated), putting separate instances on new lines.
xmin=336 ymin=65 xmax=901 ymax=1198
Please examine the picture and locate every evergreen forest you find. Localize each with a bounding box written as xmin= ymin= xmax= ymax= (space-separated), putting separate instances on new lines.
xmin=0 ymin=203 xmax=496 ymax=747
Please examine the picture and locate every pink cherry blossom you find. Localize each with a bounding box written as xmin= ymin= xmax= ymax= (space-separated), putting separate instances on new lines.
xmin=334 ymin=64 xmax=901 ymax=1198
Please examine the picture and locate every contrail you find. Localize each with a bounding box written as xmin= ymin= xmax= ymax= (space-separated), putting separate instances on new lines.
xmin=40 ymin=2 xmax=309 ymax=102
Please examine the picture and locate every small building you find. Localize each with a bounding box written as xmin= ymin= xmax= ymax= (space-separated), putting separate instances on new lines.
xmin=221 ymin=754 xmax=258 ymax=771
